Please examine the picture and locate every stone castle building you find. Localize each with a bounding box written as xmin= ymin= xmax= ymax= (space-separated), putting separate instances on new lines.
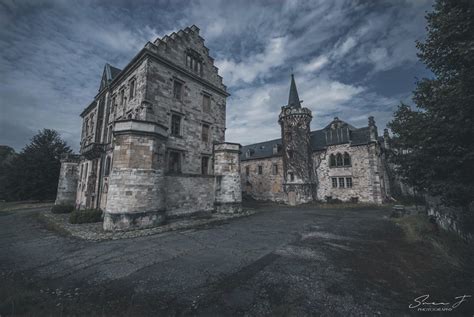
xmin=240 ymin=75 xmax=391 ymax=205
xmin=55 ymin=25 xmax=242 ymax=231
xmin=55 ymin=25 xmax=392 ymax=231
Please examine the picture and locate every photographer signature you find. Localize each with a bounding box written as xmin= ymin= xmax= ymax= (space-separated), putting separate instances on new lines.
xmin=409 ymin=294 xmax=471 ymax=309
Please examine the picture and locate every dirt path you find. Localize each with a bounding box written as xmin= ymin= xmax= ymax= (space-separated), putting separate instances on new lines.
xmin=0 ymin=205 xmax=472 ymax=316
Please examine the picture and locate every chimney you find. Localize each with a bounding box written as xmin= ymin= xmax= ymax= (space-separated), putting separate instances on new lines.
xmin=368 ymin=116 xmax=378 ymax=142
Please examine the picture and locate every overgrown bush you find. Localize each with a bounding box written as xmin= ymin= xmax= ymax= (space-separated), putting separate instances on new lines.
xmin=69 ymin=209 xmax=102 ymax=224
xmin=51 ymin=204 xmax=74 ymax=214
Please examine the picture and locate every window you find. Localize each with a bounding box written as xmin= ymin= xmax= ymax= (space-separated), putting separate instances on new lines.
xmin=272 ymin=164 xmax=278 ymax=175
xmin=201 ymin=156 xmax=209 ymax=175
xmin=330 ymin=154 xmax=336 ymax=167
xmin=245 ymin=166 xmax=249 ymax=176
xmin=202 ymin=94 xmax=211 ymax=113
xmin=107 ymin=126 xmax=113 ymax=143
xmin=171 ymin=114 xmax=182 ymax=136
xmin=80 ymin=164 xmax=84 ymax=180
xmin=120 ymin=89 xmax=125 ymax=105
xmin=111 ymin=96 xmax=116 ymax=113
xmin=173 ymin=80 xmax=183 ymax=100
xmin=288 ymin=150 xmax=294 ymax=159
xmin=129 ymin=79 xmax=135 ymax=99
xmin=104 ymin=157 xmax=111 ymax=176
xmin=202 ymin=124 xmax=209 ymax=142
xmin=290 ymin=173 xmax=295 ymax=181
xmin=186 ymin=52 xmax=203 ymax=75
xmin=338 ymin=177 xmax=345 ymax=188
xmin=168 ymin=151 xmax=181 ymax=173
xmin=332 ymin=177 xmax=338 ymax=188
xmin=336 ymin=153 xmax=343 ymax=167
xmin=258 ymin=165 xmax=263 ymax=175
xmin=346 ymin=177 xmax=353 ymax=188
xmin=343 ymin=152 xmax=351 ymax=166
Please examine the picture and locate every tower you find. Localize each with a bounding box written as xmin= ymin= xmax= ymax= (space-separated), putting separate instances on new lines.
xmin=278 ymin=74 xmax=316 ymax=205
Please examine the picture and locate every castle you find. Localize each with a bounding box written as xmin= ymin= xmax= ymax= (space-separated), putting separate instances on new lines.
xmin=55 ymin=25 xmax=391 ymax=231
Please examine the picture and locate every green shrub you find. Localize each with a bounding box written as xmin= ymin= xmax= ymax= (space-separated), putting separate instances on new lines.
xmin=69 ymin=209 xmax=102 ymax=224
xmin=51 ymin=204 xmax=74 ymax=214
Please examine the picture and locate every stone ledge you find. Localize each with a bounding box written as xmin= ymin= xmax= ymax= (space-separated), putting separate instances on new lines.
xmin=38 ymin=210 xmax=254 ymax=241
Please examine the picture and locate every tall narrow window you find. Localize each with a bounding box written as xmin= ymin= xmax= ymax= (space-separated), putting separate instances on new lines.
xmin=168 ymin=151 xmax=181 ymax=173
xmin=290 ymin=173 xmax=295 ymax=181
xmin=338 ymin=177 xmax=345 ymax=188
xmin=201 ymin=156 xmax=209 ymax=175
xmin=105 ymin=157 xmax=111 ymax=176
xmin=332 ymin=177 xmax=338 ymax=188
xmin=245 ymin=166 xmax=250 ymax=176
xmin=202 ymin=124 xmax=209 ymax=143
xmin=107 ymin=126 xmax=113 ymax=143
xmin=171 ymin=114 xmax=182 ymax=136
xmin=258 ymin=165 xmax=263 ymax=175
xmin=129 ymin=79 xmax=135 ymax=99
xmin=120 ymin=89 xmax=125 ymax=105
xmin=343 ymin=152 xmax=351 ymax=166
xmin=202 ymin=94 xmax=211 ymax=113
xmin=330 ymin=154 xmax=336 ymax=167
xmin=272 ymin=164 xmax=278 ymax=175
xmin=346 ymin=177 xmax=353 ymax=188
xmin=336 ymin=153 xmax=343 ymax=167
xmin=173 ymin=80 xmax=183 ymax=100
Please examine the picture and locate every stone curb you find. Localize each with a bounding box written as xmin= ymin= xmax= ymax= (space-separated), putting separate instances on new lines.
xmin=39 ymin=210 xmax=255 ymax=242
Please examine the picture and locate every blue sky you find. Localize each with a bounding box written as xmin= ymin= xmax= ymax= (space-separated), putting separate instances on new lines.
xmin=0 ymin=0 xmax=434 ymax=152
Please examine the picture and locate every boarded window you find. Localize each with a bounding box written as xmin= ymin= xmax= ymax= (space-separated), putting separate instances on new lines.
xmin=202 ymin=124 xmax=209 ymax=142
xmin=168 ymin=151 xmax=181 ymax=173
xmin=201 ymin=156 xmax=209 ymax=175
xmin=338 ymin=177 xmax=345 ymax=188
xmin=346 ymin=177 xmax=353 ymax=188
xmin=173 ymin=80 xmax=183 ymax=100
xmin=272 ymin=164 xmax=278 ymax=175
xmin=202 ymin=94 xmax=211 ymax=112
xmin=171 ymin=114 xmax=181 ymax=136
xmin=332 ymin=177 xmax=338 ymax=188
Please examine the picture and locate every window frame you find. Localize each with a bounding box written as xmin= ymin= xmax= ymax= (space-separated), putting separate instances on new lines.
xmin=201 ymin=156 xmax=210 ymax=175
xmin=170 ymin=113 xmax=182 ymax=137
xmin=202 ymin=93 xmax=211 ymax=113
xmin=129 ymin=78 xmax=136 ymax=100
xmin=173 ymin=79 xmax=184 ymax=100
xmin=346 ymin=177 xmax=353 ymax=188
xmin=201 ymin=123 xmax=210 ymax=143
xmin=258 ymin=165 xmax=263 ymax=175
xmin=338 ymin=177 xmax=345 ymax=188
xmin=272 ymin=163 xmax=278 ymax=175
xmin=168 ymin=150 xmax=182 ymax=174
xmin=332 ymin=177 xmax=338 ymax=188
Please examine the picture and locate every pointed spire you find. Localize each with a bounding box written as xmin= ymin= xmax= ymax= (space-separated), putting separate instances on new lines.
xmin=288 ymin=74 xmax=301 ymax=108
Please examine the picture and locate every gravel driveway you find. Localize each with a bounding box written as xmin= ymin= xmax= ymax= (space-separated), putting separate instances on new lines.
xmin=0 ymin=205 xmax=472 ymax=316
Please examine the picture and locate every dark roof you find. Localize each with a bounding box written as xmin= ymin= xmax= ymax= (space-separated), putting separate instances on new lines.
xmin=241 ymin=117 xmax=375 ymax=161
xmin=288 ymin=74 xmax=301 ymax=108
xmin=99 ymin=63 xmax=122 ymax=92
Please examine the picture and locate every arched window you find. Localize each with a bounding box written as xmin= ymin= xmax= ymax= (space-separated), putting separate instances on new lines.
xmin=343 ymin=152 xmax=351 ymax=166
xmin=330 ymin=154 xmax=336 ymax=167
xmin=336 ymin=153 xmax=343 ymax=167
xmin=105 ymin=157 xmax=111 ymax=176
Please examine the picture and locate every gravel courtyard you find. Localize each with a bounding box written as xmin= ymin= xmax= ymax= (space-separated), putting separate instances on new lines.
xmin=0 ymin=204 xmax=472 ymax=316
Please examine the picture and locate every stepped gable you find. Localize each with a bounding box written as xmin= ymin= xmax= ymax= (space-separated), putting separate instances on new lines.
xmin=148 ymin=25 xmax=225 ymax=91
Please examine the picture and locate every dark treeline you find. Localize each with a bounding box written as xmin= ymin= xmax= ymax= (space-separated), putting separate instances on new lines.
xmin=0 ymin=129 xmax=72 ymax=201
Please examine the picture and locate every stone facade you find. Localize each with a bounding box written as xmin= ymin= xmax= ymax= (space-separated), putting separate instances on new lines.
xmin=57 ymin=25 xmax=242 ymax=231
xmin=54 ymin=154 xmax=80 ymax=206
xmin=241 ymin=76 xmax=391 ymax=205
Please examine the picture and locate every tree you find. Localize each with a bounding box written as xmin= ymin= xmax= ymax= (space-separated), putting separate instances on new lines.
xmin=4 ymin=129 xmax=72 ymax=201
xmin=0 ymin=146 xmax=17 ymax=200
xmin=388 ymin=0 xmax=474 ymax=207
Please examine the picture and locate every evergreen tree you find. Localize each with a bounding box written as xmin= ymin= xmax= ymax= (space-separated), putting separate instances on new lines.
xmin=4 ymin=129 xmax=72 ymax=201
xmin=0 ymin=146 xmax=16 ymax=200
xmin=388 ymin=0 xmax=474 ymax=207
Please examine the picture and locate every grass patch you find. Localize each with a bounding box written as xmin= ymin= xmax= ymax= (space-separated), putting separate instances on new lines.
xmin=393 ymin=214 xmax=468 ymax=267
xmin=51 ymin=204 xmax=74 ymax=214
xmin=69 ymin=209 xmax=102 ymax=224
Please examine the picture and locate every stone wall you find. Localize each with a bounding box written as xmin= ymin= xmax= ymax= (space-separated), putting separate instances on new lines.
xmin=214 ymin=143 xmax=242 ymax=213
xmin=240 ymin=157 xmax=286 ymax=202
xmin=315 ymin=143 xmax=384 ymax=203
xmin=165 ymin=175 xmax=215 ymax=217
xmin=55 ymin=155 xmax=80 ymax=206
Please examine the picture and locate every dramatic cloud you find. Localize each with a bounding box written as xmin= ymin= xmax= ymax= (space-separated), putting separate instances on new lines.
xmin=0 ymin=0 xmax=434 ymax=151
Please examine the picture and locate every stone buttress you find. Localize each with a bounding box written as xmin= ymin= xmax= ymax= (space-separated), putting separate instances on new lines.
xmin=214 ymin=143 xmax=242 ymax=213
xmin=278 ymin=75 xmax=316 ymax=205
xmin=55 ymin=154 xmax=80 ymax=206
xmin=103 ymin=119 xmax=168 ymax=231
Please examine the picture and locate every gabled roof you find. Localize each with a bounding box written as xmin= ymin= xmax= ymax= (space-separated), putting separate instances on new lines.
xmin=241 ymin=117 xmax=376 ymax=161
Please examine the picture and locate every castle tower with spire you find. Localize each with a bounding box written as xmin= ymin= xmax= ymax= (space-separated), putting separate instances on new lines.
xmin=278 ymin=75 xmax=316 ymax=205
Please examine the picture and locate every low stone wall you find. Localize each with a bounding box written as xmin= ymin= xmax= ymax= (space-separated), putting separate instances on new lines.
xmin=426 ymin=195 xmax=473 ymax=243
xmin=165 ymin=174 xmax=215 ymax=217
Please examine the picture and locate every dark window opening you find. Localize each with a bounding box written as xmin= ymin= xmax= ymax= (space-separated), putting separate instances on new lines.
xmin=289 ymin=173 xmax=295 ymax=181
xmin=168 ymin=151 xmax=181 ymax=173
xmin=105 ymin=156 xmax=111 ymax=176
xmin=343 ymin=152 xmax=351 ymax=166
xmin=202 ymin=124 xmax=209 ymax=142
xmin=173 ymin=80 xmax=183 ymax=100
xmin=202 ymin=94 xmax=211 ymax=113
xmin=332 ymin=177 xmax=337 ymax=188
xmin=258 ymin=165 xmax=263 ymax=175
xmin=201 ymin=156 xmax=209 ymax=175
xmin=171 ymin=114 xmax=182 ymax=136
xmin=346 ymin=177 xmax=353 ymax=188
xmin=330 ymin=154 xmax=336 ymax=167
xmin=129 ymin=79 xmax=135 ymax=99
xmin=338 ymin=177 xmax=345 ymax=188
xmin=245 ymin=166 xmax=249 ymax=176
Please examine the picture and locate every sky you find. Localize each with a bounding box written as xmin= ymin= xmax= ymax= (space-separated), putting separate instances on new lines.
xmin=0 ymin=0 xmax=434 ymax=152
